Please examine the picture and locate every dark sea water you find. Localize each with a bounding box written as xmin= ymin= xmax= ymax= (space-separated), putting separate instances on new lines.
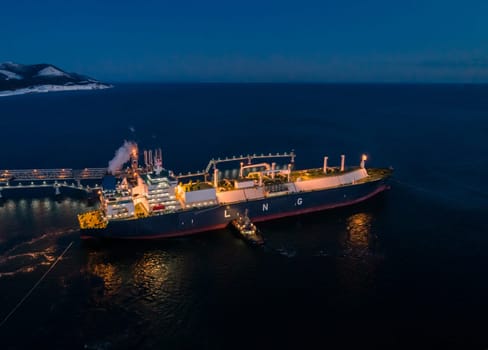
xmin=0 ymin=84 xmax=487 ymax=349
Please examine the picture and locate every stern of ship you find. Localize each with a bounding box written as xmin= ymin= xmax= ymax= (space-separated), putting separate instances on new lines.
xmin=78 ymin=209 xmax=108 ymax=238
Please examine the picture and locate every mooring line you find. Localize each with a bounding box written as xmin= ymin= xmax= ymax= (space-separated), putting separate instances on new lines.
xmin=0 ymin=240 xmax=74 ymax=329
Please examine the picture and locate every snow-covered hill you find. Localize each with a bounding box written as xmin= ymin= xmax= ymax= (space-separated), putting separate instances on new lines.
xmin=0 ymin=69 xmax=22 ymax=80
xmin=0 ymin=62 xmax=112 ymax=96
xmin=34 ymin=66 xmax=71 ymax=78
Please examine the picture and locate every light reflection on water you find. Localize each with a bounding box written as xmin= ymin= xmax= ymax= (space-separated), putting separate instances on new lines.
xmin=336 ymin=211 xmax=380 ymax=303
xmin=81 ymin=242 xmax=198 ymax=346
xmin=0 ymin=236 xmax=67 ymax=278
xmin=0 ymin=198 xmax=87 ymax=277
xmin=18 ymin=199 xmax=27 ymax=211
xmin=43 ymin=198 xmax=52 ymax=210
xmin=83 ymin=245 xmax=188 ymax=309
xmin=88 ymin=257 xmax=123 ymax=297
xmin=85 ymin=249 xmax=174 ymax=302
xmin=133 ymin=251 xmax=170 ymax=294
xmin=31 ymin=199 xmax=40 ymax=209
xmin=345 ymin=212 xmax=373 ymax=256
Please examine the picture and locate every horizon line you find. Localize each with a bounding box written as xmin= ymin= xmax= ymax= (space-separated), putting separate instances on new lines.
xmin=105 ymin=80 xmax=488 ymax=85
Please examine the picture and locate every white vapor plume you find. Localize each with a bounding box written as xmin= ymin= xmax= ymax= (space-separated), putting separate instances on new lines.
xmin=108 ymin=140 xmax=137 ymax=174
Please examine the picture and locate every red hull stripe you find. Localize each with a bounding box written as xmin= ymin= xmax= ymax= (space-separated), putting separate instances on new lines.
xmin=80 ymin=184 xmax=389 ymax=240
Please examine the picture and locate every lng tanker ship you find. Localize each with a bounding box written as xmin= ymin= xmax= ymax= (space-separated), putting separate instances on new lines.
xmin=78 ymin=144 xmax=392 ymax=239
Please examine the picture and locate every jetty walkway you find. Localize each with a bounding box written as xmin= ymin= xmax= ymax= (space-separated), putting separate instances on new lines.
xmin=0 ymin=168 xmax=107 ymax=198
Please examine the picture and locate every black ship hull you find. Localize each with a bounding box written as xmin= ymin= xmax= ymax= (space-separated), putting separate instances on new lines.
xmin=81 ymin=176 xmax=390 ymax=239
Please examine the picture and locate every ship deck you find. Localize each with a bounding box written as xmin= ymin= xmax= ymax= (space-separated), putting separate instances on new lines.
xmin=289 ymin=166 xmax=390 ymax=182
xmin=354 ymin=167 xmax=393 ymax=183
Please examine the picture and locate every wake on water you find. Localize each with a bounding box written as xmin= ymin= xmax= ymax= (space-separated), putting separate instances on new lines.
xmin=0 ymin=227 xmax=77 ymax=278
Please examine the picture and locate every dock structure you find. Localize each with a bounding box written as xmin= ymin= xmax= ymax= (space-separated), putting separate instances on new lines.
xmin=0 ymin=168 xmax=107 ymax=182
xmin=0 ymin=167 xmax=108 ymax=198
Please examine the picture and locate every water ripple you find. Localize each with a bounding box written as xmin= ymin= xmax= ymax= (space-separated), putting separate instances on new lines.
xmin=0 ymin=227 xmax=76 ymax=278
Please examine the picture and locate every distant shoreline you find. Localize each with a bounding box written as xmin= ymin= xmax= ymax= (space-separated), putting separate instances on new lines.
xmin=0 ymin=83 xmax=113 ymax=97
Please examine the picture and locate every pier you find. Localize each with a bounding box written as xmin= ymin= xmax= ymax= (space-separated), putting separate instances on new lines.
xmin=0 ymin=168 xmax=107 ymax=198
xmin=0 ymin=168 xmax=107 ymax=181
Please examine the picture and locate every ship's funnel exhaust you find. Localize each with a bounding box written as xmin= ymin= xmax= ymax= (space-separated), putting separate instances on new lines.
xmin=108 ymin=140 xmax=138 ymax=174
xmin=131 ymin=145 xmax=139 ymax=171
xmin=340 ymin=155 xmax=345 ymax=172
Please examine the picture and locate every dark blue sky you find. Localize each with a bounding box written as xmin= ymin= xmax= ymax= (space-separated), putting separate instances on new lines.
xmin=2 ymin=0 xmax=487 ymax=82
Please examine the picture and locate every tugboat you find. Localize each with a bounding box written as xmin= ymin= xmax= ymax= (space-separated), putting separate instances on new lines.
xmin=231 ymin=209 xmax=264 ymax=246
